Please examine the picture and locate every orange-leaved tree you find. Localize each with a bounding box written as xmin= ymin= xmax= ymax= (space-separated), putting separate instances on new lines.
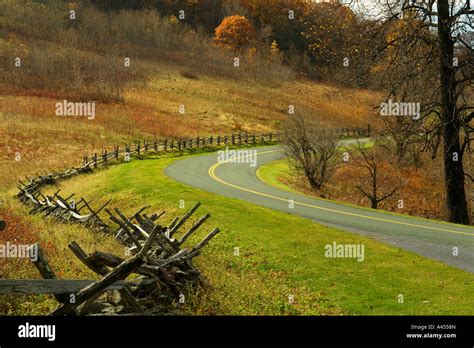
xmin=214 ymin=15 xmax=256 ymax=50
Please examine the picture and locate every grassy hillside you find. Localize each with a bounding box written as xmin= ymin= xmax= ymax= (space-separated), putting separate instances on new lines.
xmin=0 ymin=68 xmax=385 ymax=315
xmin=3 ymin=151 xmax=473 ymax=315
xmin=0 ymin=63 xmax=379 ymax=191
xmin=0 ymin=1 xmax=381 ymax=192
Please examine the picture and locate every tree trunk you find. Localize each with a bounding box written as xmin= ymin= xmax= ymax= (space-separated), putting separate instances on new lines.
xmin=305 ymin=169 xmax=321 ymax=191
xmin=370 ymin=198 xmax=377 ymax=210
xmin=372 ymin=167 xmax=378 ymax=209
xmin=437 ymin=0 xmax=470 ymax=225
xmin=307 ymin=176 xmax=321 ymax=191
xmin=395 ymin=140 xmax=404 ymax=162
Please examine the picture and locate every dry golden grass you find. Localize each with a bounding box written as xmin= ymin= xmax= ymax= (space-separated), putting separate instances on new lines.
xmin=0 ymin=0 xmax=381 ymax=192
xmin=0 ymin=63 xmax=380 ymax=191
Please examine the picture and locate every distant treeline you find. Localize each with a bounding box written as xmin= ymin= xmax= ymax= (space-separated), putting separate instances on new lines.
xmin=3 ymin=0 xmax=471 ymax=95
xmin=87 ymin=0 xmax=379 ymax=85
xmin=0 ymin=0 xmax=292 ymax=101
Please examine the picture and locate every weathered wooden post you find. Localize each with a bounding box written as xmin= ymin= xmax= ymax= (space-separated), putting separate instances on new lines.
xmin=238 ymin=133 xmax=242 ymax=144
xmin=210 ymin=136 xmax=213 ymax=145
xmin=154 ymin=138 xmax=158 ymax=151
xmin=115 ymin=146 xmax=119 ymax=159
xmin=135 ymin=142 xmax=140 ymax=155
xmin=102 ymin=150 xmax=108 ymax=164
xmin=245 ymin=133 xmax=248 ymax=144
xmin=93 ymin=153 xmax=98 ymax=167
xmin=252 ymin=134 xmax=256 ymax=145
xmin=232 ymin=134 xmax=235 ymax=145
xmin=217 ymin=136 xmax=221 ymax=146
xmin=269 ymin=133 xmax=273 ymax=142
xmin=29 ymin=243 xmax=70 ymax=304
xmin=164 ymin=139 xmax=168 ymax=151
xmin=367 ymin=124 xmax=371 ymax=137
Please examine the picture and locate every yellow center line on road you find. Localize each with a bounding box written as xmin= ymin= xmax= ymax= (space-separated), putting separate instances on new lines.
xmin=208 ymin=148 xmax=474 ymax=237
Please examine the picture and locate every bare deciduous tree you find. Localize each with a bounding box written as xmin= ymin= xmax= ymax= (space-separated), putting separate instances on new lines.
xmin=349 ymin=139 xmax=403 ymax=209
xmin=283 ymin=112 xmax=339 ymax=191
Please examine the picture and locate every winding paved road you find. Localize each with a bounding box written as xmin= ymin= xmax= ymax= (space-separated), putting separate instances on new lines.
xmin=165 ymin=145 xmax=474 ymax=273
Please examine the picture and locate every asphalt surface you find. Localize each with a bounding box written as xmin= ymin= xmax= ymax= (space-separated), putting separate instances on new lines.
xmin=165 ymin=145 xmax=474 ymax=273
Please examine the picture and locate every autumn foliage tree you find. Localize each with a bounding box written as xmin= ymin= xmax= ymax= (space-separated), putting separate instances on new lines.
xmin=302 ymin=3 xmax=357 ymax=65
xmin=240 ymin=0 xmax=308 ymax=51
xmin=214 ymin=15 xmax=256 ymax=50
xmin=300 ymin=2 xmax=374 ymax=84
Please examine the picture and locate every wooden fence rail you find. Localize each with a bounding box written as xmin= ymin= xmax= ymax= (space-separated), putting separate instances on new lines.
xmin=3 ymin=201 xmax=220 ymax=315
xmin=0 ymin=279 xmax=128 ymax=295
xmin=82 ymin=127 xmax=370 ymax=169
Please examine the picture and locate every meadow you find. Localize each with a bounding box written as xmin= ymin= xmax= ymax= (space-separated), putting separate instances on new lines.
xmin=3 ymin=151 xmax=473 ymax=315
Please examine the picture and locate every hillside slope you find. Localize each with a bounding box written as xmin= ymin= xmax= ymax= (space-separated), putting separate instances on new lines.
xmin=0 ymin=61 xmax=379 ymax=190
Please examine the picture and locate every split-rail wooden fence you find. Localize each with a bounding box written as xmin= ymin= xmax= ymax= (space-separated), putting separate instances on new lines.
xmin=1 ymin=127 xmax=370 ymax=315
